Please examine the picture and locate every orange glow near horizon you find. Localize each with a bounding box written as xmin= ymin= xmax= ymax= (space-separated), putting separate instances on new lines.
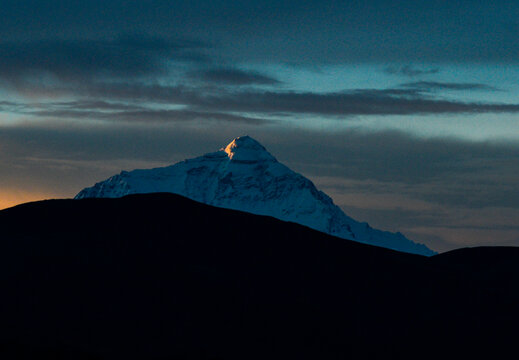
xmin=0 ymin=190 xmax=56 ymax=210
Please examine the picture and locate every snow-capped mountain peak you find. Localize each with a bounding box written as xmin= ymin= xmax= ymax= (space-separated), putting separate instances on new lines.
xmin=223 ymin=135 xmax=276 ymax=162
xmin=75 ymin=136 xmax=436 ymax=256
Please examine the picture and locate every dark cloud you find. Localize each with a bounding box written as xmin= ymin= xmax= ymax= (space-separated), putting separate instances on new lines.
xmin=267 ymin=128 xmax=519 ymax=186
xmin=48 ymin=100 xmax=146 ymax=111
xmin=0 ymin=35 xmax=208 ymax=83
xmin=101 ymin=109 xmax=266 ymax=124
xmin=384 ymin=65 xmax=440 ymax=77
xmin=21 ymin=101 xmax=267 ymax=125
xmin=400 ymin=81 xmax=498 ymax=91
xmin=192 ymin=68 xmax=281 ymax=86
xmin=193 ymin=89 xmax=519 ymax=116
xmin=0 ymin=101 xmax=27 ymax=112
xmin=74 ymin=83 xmax=190 ymax=104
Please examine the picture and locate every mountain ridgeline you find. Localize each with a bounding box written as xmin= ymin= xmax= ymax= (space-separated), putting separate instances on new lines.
xmin=76 ymin=136 xmax=435 ymax=256
xmin=1 ymin=193 xmax=518 ymax=359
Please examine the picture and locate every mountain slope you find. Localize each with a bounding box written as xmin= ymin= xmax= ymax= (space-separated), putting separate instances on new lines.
xmin=1 ymin=194 xmax=517 ymax=359
xmin=76 ymin=136 xmax=434 ymax=256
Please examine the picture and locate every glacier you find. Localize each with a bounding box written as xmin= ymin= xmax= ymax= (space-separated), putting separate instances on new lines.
xmin=76 ymin=136 xmax=435 ymax=256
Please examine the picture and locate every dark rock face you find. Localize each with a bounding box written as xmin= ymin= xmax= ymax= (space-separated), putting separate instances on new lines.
xmin=0 ymin=193 xmax=517 ymax=359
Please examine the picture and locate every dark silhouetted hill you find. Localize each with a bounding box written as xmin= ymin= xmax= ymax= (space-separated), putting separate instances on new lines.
xmin=0 ymin=193 xmax=517 ymax=359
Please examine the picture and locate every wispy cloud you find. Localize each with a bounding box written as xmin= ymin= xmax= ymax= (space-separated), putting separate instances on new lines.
xmin=190 ymin=68 xmax=281 ymax=86
xmin=384 ymin=65 xmax=440 ymax=77
xmin=400 ymin=81 xmax=498 ymax=91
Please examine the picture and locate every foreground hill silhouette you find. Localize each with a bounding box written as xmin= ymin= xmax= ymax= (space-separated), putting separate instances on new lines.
xmin=1 ymin=193 xmax=518 ymax=359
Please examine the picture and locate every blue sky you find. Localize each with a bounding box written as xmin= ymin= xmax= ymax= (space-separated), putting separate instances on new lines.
xmin=1 ymin=1 xmax=519 ymax=252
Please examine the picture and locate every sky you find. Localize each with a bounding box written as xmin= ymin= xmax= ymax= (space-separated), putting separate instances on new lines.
xmin=1 ymin=0 xmax=519 ymax=252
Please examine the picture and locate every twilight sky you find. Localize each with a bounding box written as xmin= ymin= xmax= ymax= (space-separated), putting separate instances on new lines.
xmin=1 ymin=0 xmax=519 ymax=252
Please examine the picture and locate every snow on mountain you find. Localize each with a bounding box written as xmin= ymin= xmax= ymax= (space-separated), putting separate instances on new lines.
xmin=76 ymin=136 xmax=435 ymax=256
